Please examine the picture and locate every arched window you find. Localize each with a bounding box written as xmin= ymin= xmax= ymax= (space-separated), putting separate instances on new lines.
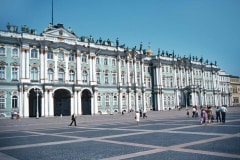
xmin=113 ymin=95 xmax=118 ymax=106
xmin=58 ymin=51 xmax=64 ymax=61
xmin=82 ymin=55 xmax=87 ymax=63
xmin=121 ymin=72 xmax=125 ymax=84
xmin=82 ymin=70 xmax=88 ymax=83
xmin=69 ymin=70 xmax=75 ymax=82
xmin=121 ymin=60 xmax=124 ymax=67
xmin=112 ymin=59 xmax=116 ymax=66
xmin=58 ymin=68 xmax=65 ymax=82
xmin=12 ymin=48 xmax=18 ymax=57
xmin=97 ymin=94 xmax=101 ymax=108
xmin=48 ymin=68 xmax=54 ymax=82
xmin=112 ymin=73 xmax=116 ymax=84
xmin=0 ymin=47 xmax=5 ymax=55
xmin=130 ymin=73 xmax=134 ymax=84
xmin=31 ymin=49 xmax=38 ymax=58
xmin=31 ymin=67 xmax=38 ymax=81
xmin=96 ymin=72 xmax=100 ymax=84
xmin=47 ymin=50 xmax=53 ymax=59
xmin=106 ymin=94 xmax=109 ymax=106
xmin=105 ymin=71 xmax=108 ymax=84
xmin=104 ymin=58 xmax=108 ymax=65
xmin=12 ymin=95 xmax=18 ymax=109
xmin=96 ymin=57 xmax=100 ymax=64
xmin=69 ymin=53 xmax=75 ymax=61
xmin=0 ymin=95 xmax=6 ymax=109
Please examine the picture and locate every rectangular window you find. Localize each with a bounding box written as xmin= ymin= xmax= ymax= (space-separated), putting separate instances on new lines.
xmin=113 ymin=74 xmax=116 ymax=84
xmin=12 ymin=67 xmax=18 ymax=80
xmin=97 ymin=73 xmax=100 ymax=84
xmin=0 ymin=47 xmax=5 ymax=56
xmin=0 ymin=66 xmax=5 ymax=79
xmin=0 ymin=95 xmax=5 ymax=109
xmin=12 ymin=48 xmax=18 ymax=57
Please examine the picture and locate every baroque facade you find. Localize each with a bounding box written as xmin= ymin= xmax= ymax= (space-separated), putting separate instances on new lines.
xmin=230 ymin=75 xmax=240 ymax=106
xmin=0 ymin=23 xmax=232 ymax=118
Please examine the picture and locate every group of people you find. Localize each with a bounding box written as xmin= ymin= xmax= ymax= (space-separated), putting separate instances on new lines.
xmin=188 ymin=105 xmax=228 ymax=125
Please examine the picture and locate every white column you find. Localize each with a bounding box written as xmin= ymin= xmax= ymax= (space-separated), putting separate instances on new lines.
xmin=134 ymin=59 xmax=137 ymax=86
xmin=26 ymin=49 xmax=30 ymax=80
xmin=93 ymin=90 xmax=98 ymax=114
xmin=175 ymin=90 xmax=179 ymax=107
xmin=91 ymin=95 xmax=94 ymax=115
xmin=142 ymin=91 xmax=146 ymax=111
xmin=141 ymin=60 xmax=145 ymax=86
xmin=191 ymin=69 xmax=194 ymax=86
xmin=41 ymin=91 xmax=45 ymax=117
xmin=127 ymin=60 xmax=130 ymax=85
xmin=44 ymin=90 xmax=48 ymax=117
xmin=202 ymin=70 xmax=205 ymax=88
xmin=135 ymin=91 xmax=138 ymax=111
xmin=54 ymin=52 xmax=58 ymax=82
xmin=89 ymin=56 xmax=93 ymax=82
xmin=21 ymin=49 xmax=26 ymax=79
xmin=74 ymin=90 xmax=77 ymax=114
xmin=117 ymin=57 xmax=121 ymax=84
xmin=40 ymin=49 xmax=45 ymax=83
xmin=156 ymin=67 xmax=159 ymax=86
xmin=49 ymin=90 xmax=54 ymax=116
xmin=180 ymin=68 xmax=183 ymax=88
xmin=173 ymin=67 xmax=177 ymax=88
xmin=119 ymin=90 xmax=122 ymax=112
xmin=159 ymin=66 xmax=163 ymax=87
xmin=71 ymin=94 xmax=74 ymax=115
xmin=23 ymin=88 xmax=29 ymax=117
xmin=76 ymin=51 xmax=81 ymax=84
xmin=44 ymin=49 xmax=48 ymax=83
xmin=128 ymin=90 xmax=131 ymax=111
xmin=160 ymin=92 xmax=164 ymax=110
xmin=65 ymin=53 xmax=69 ymax=83
xmin=92 ymin=57 xmax=96 ymax=82
xmin=19 ymin=86 xmax=23 ymax=117
xmin=186 ymin=69 xmax=189 ymax=86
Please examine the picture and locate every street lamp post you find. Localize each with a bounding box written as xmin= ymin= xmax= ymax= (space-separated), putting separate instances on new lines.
xmin=34 ymin=88 xmax=40 ymax=119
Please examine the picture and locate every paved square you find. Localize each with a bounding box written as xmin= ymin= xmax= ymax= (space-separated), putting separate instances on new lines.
xmin=0 ymin=107 xmax=239 ymax=160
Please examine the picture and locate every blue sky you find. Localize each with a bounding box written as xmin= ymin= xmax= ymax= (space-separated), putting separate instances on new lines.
xmin=1 ymin=0 xmax=240 ymax=76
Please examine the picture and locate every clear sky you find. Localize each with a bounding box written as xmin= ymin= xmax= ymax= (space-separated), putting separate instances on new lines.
xmin=1 ymin=0 xmax=239 ymax=76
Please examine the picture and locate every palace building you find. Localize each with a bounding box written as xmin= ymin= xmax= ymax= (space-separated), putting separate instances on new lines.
xmin=0 ymin=23 xmax=232 ymax=118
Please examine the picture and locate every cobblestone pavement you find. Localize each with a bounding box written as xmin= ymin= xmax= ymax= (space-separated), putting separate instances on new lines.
xmin=0 ymin=107 xmax=239 ymax=160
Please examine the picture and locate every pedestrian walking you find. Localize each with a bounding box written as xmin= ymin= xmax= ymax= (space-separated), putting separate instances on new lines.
xmin=200 ymin=108 xmax=207 ymax=125
xmin=69 ymin=113 xmax=77 ymax=126
xmin=221 ymin=105 xmax=228 ymax=123
xmin=192 ymin=107 xmax=196 ymax=117
xmin=186 ymin=109 xmax=189 ymax=118
xmin=215 ymin=106 xmax=222 ymax=123
xmin=135 ymin=111 xmax=140 ymax=125
xmin=207 ymin=106 xmax=213 ymax=124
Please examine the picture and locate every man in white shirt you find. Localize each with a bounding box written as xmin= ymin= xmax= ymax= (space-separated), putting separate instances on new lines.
xmin=220 ymin=106 xmax=228 ymax=123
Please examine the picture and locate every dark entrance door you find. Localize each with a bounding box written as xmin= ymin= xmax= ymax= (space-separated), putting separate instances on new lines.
xmin=81 ymin=90 xmax=91 ymax=115
xmin=54 ymin=89 xmax=71 ymax=116
xmin=29 ymin=89 xmax=42 ymax=117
